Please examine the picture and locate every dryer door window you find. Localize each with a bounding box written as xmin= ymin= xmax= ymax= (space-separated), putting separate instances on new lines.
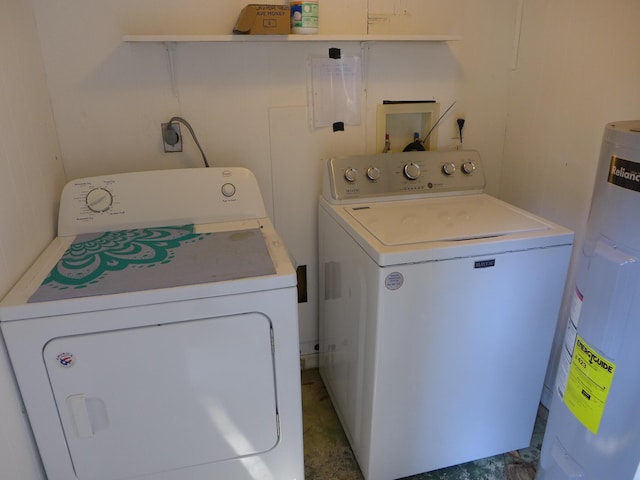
xmin=44 ymin=313 xmax=277 ymax=480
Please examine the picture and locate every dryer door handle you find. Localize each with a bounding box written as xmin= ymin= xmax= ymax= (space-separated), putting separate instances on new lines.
xmin=67 ymin=394 xmax=95 ymax=438
xmin=66 ymin=394 xmax=109 ymax=438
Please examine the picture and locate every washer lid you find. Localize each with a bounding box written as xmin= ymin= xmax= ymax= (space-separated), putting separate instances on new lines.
xmin=345 ymin=194 xmax=550 ymax=246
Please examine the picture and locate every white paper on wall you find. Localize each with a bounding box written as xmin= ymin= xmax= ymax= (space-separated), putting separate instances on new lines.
xmin=309 ymin=56 xmax=362 ymax=129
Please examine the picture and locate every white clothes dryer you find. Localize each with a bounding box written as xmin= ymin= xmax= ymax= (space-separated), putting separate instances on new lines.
xmin=0 ymin=167 xmax=304 ymax=480
xmin=318 ymin=150 xmax=573 ymax=480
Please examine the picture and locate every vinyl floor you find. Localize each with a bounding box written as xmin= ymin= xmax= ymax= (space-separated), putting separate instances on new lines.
xmin=301 ymin=368 xmax=547 ymax=480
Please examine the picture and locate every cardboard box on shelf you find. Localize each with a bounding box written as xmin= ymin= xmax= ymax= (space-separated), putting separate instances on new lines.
xmin=233 ymin=5 xmax=290 ymax=35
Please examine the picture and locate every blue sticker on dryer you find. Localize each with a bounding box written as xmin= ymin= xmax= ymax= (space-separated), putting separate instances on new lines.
xmin=56 ymin=352 xmax=75 ymax=368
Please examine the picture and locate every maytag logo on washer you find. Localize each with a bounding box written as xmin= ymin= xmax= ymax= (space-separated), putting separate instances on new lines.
xmin=385 ymin=272 xmax=404 ymax=290
xmin=608 ymin=156 xmax=640 ymax=193
xmin=56 ymin=352 xmax=75 ymax=368
xmin=475 ymin=259 xmax=496 ymax=269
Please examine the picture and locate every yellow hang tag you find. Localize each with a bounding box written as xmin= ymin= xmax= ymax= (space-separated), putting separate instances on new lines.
xmin=563 ymin=335 xmax=617 ymax=434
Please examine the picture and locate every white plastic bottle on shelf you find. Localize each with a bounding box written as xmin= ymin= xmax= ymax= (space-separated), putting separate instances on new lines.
xmin=290 ymin=0 xmax=319 ymax=34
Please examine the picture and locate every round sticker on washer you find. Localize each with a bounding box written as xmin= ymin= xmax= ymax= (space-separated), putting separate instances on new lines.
xmin=56 ymin=352 xmax=75 ymax=368
xmin=385 ymin=272 xmax=404 ymax=290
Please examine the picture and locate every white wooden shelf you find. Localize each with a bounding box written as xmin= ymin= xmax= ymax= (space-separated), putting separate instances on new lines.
xmin=123 ymin=34 xmax=461 ymax=43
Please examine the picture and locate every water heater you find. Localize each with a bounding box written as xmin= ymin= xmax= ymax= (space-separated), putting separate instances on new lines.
xmin=537 ymin=121 xmax=640 ymax=479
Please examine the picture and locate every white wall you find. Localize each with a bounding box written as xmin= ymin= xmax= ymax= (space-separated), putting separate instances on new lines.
xmin=0 ymin=0 xmax=66 ymax=478
xmin=29 ymin=0 xmax=519 ymax=356
xmin=501 ymin=0 xmax=640 ymax=404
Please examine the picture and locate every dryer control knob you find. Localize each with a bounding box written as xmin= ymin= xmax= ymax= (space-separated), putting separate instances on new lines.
xmin=221 ymin=183 xmax=236 ymax=197
xmin=404 ymin=162 xmax=421 ymax=180
xmin=85 ymin=187 xmax=113 ymax=213
xmin=344 ymin=168 xmax=358 ymax=183
xmin=366 ymin=166 xmax=381 ymax=181
xmin=462 ymin=161 xmax=476 ymax=174
xmin=442 ymin=163 xmax=457 ymax=176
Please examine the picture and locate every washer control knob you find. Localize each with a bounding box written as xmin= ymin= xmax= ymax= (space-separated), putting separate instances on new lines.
xmin=462 ymin=161 xmax=476 ymax=174
xmin=442 ymin=163 xmax=457 ymax=176
xmin=221 ymin=183 xmax=236 ymax=197
xmin=85 ymin=187 xmax=113 ymax=213
xmin=404 ymin=162 xmax=421 ymax=180
xmin=344 ymin=168 xmax=358 ymax=183
xmin=366 ymin=166 xmax=381 ymax=181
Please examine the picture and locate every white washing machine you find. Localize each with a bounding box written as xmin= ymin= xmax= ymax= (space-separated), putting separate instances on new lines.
xmin=0 ymin=167 xmax=304 ymax=480
xmin=318 ymin=150 xmax=574 ymax=480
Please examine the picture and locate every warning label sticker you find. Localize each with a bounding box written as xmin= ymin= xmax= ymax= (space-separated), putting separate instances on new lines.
xmin=563 ymin=335 xmax=617 ymax=434
xmin=555 ymin=288 xmax=583 ymax=399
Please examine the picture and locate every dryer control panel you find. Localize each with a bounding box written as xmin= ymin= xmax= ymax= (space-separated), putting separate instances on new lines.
xmin=323 ymin=150 xmax=485 ymax=202
xmin=58 ymin=167 xmax=267 ymax=236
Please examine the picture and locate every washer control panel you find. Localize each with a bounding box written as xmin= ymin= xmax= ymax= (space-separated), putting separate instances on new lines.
xmin=325 ymin=150 xmax=485 ymax=202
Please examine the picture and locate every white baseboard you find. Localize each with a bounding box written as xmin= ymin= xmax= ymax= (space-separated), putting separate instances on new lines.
xmin=300 ymin=352 xmax=319 ymax=370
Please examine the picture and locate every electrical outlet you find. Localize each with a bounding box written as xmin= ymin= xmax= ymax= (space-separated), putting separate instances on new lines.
xmin=161 ymin=123 xmax=182 ymax=152
xmin=452 ymin=114 xmax=466 ymax=140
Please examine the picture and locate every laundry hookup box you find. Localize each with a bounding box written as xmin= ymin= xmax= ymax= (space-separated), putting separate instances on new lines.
xmin=233 ymin=4 xmax=290 ymax=34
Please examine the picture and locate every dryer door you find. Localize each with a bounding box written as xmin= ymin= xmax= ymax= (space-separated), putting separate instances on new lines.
xmin=44 ymin=313 xmax=278 ymax=480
